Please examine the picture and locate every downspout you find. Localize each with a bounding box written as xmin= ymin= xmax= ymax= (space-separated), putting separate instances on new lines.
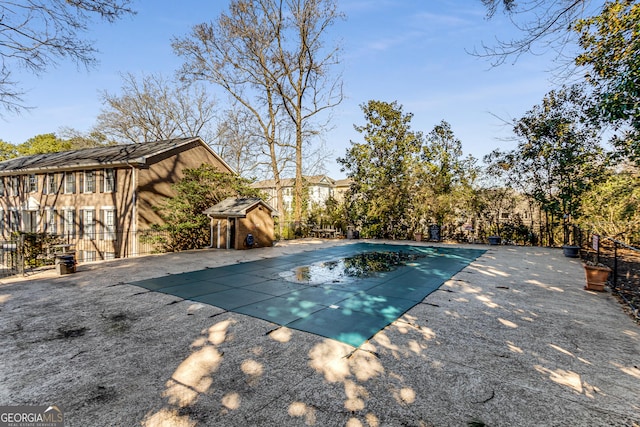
xmin=217 ymin=220 xmax=221 ymax=249
xmin=207 ymin=214 xmax=215 ymax=248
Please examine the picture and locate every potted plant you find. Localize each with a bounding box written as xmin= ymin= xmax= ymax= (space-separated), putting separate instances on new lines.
xmin=583 ymin=261 xmax=611 ymax=292
xmin=414 ymin=231 xmax=422 ymax=242
xmin=562 ymin=217 xmax=581 ymax=257
xmin=562 ymin=245 xmax=580 ymax=258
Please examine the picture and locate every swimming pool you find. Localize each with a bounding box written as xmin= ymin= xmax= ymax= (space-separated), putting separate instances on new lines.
xmin=130 ymin=243 xmax=485 ymax=347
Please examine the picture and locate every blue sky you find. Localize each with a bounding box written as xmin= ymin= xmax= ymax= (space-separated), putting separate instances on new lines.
xmin=2 ymin=0 xmax=563 ymax=178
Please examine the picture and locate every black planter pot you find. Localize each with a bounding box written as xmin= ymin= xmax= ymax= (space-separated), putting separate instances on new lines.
xmin=488 ymin=236 xmax=501 ymax=245
xmin=562 ymin=245 xmax=580 ymax=258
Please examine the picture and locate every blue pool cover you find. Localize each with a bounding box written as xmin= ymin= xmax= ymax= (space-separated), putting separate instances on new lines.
xmin=129 ymin=243 xmax=485 ymax=347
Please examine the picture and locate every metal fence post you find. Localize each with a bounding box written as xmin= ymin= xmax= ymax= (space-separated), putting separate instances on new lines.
xmin=16 ymin=234 xmax=25 ymax=276
xmin=613 ymin=241 xmax=618 ymax=290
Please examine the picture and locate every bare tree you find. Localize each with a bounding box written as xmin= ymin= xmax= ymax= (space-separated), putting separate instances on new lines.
xmin=215 ymin=107 xmax=264 ymax=177
xmin=477 ymin=0 xmax=598 ymax=65
xmin=173 ymin=0 xmax=343 ymax=224
xmin=95 ymin=72 xmax=218 ymax=144
xmin=0 ymin=0 xmax=135 ymax=113
xmin=58 ymin=126 xmax=116 ymax=149
xmin=270 ymin=0 xmax=344 ymax=224
xmin=173 ymin=0 xmax=289 ymax=221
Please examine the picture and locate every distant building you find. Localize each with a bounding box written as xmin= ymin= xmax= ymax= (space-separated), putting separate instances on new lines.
xmin=252 ymin=175 xmax=353 ymax=214
xmin=333 ymin=178 xmax=353 ymax=203
xmin=0 ymin=137 xmax=233 ymax=261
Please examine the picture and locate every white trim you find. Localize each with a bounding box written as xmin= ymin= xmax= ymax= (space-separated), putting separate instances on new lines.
xmin=46 ymin=208 xmax=57 ymax=234
xmin=82 ymin=170 xmax=96 ymax=193
xmin=103 ymin=168 xmax=116 ymax=193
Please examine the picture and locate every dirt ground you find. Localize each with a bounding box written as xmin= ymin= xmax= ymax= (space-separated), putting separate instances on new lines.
xmin=1 ymin=239 xmax=639 ymax=426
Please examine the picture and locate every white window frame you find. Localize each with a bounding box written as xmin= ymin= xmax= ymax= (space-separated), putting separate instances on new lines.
xmin=10 ymin=176 xmax=20 ymax=196
xmin=23 ymin=210 xmax=39 ymax=233
xmin=65 ymin=173 xmax=76 ymax=194
xmin=83 ymin=250 xmax=96 ymax=262
xmin=82 ymin=208 xmax=96 ymax=240
xmin=63 ymin=208 xmax=75 ymax=238
xmin=9 ymin=209 xmax=20 ymax=232
xmin=84 ymin=170 xmax=95 ymax=193
xmin=101 ymin=207 xmax=116 ymax=241
xmin=103 ymin=169 xmax=115 ymax=193
xmin=46 ymin=174 xmax=58 ymax=194
xmin=28 ymin=174 xmax=37 ymax=193
xmin=46 ymin=209 xmax=58 ymax=234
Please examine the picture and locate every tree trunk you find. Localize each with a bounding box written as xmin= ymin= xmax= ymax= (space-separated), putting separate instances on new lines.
xmin=294 ymin=120 xmax=304 ymax=225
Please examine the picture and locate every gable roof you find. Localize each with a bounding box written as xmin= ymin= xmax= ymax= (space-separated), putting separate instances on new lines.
xmin=334 ymin=178 xmax=354 ymax=187
xmin=0 ymin=137 xmax=235 ymax=175
xmin=203 ymin=197 xmax=278 ymax=218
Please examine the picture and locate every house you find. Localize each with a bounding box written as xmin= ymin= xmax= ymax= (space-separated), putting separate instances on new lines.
xmin=0 ymin=137 xmax=234 ymax=261
xmin=333 ymin=178 xmax=353 ymax=203
xmin=203 ymin=197 xmax=278 ymax=249
xmin=252 ymin=175 xmax=353 ymax=214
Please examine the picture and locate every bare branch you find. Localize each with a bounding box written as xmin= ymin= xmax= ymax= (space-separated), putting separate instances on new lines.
xmin=0 ymin=0 xmax=135 ymax=114
xmin=95 ymin=72 xmax=217 ymax=145
xmin=475 ymin=0 xmax=596 ymax=66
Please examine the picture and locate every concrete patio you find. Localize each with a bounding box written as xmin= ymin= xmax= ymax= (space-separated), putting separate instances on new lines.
xmin=0 ymin=239 xmax=638 ymax=426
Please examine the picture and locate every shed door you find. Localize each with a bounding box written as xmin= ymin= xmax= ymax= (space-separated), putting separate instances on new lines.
xmin=229 ymin=218 xmax=236 ymax=249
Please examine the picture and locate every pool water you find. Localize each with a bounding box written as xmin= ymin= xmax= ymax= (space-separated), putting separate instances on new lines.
xmin=130 ymin=243 xmax=485 ymax=347
xmin=279 ymin=251 xmax=425 ymax=285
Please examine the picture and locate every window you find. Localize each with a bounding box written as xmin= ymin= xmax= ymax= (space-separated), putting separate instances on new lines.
xmin=9 ymin=210 xmax=20 ymax=232
xmin=0 ymin=209 xmax=4 ymax=236
xmin=0 ymin=178 xmax=4 ymax=196
xmin=65 ymin=173 xmax=76 ymax=194
xmin=83 ymin=251 xmax=96 ymax=262
xmin=46 ymin=174 xmax=58 ymax=194
xmin=103 ymin=169 xmax=115 ymax=192
xmin=10 ymin=176 xmax=20 ymax=196
xmin=28 ymin=174 xmax=37 ymax=193
xmin=100 ymin=208 xmax=116 ymax=240
xmin=81 ymin=209 xmax=96 ymax=239
xmin=46 ymin=209 xmax=58 ymax=234
xmin=63 ymin=209 xmax=75 ymax=237
xmin=23 ymin=210 xmax=38 ymax=232
xmin=500 ymin=212 xmax=510 ymax=220
xmin=83 ymin=170 xmax=95 ymax=193
xmin=104 ymin=252 xmax=116 ymax=260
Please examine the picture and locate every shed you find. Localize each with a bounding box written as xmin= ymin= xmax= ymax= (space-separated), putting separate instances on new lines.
xmin=203 ymin=197 xmax=278 ymax=249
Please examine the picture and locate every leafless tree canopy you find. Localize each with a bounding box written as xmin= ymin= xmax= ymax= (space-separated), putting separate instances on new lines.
xmin=215 ymin=107 xmax=264 ymax=177
xmin=173 ymin=0 xmax=344 ymax=222
xmin=0 ymin=0 xmax=134 ymax=113
xmin=478 ymin=0 xmax=597 ymax=65
xmin=96 ymin=72 xmax=218 ymax=145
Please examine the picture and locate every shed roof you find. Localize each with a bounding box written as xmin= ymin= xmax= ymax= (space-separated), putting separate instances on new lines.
xmin=203 ymin=197 xmax=278 ymax=218
xmin=0 ymin=137 xmax=234 ymax=175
